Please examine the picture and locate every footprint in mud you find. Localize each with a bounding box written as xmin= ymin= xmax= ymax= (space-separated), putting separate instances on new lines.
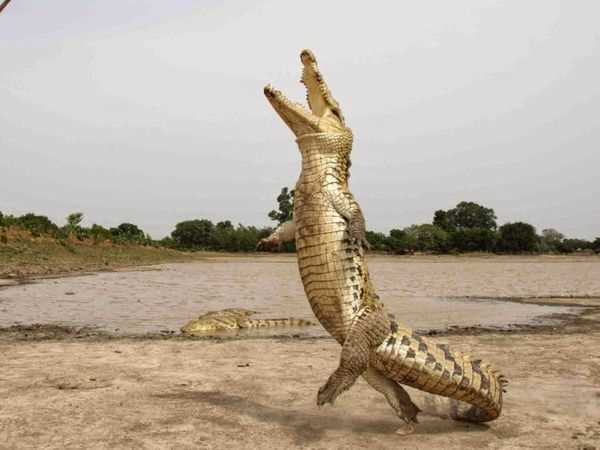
xmin=45 ymin=375 xmax=112 ymax=391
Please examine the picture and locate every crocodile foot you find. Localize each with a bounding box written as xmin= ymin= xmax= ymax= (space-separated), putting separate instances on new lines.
xmin=395 ymin=422 xmax=416 ymax=435
xmin=316 ymin=371 xmax=352 ymax=406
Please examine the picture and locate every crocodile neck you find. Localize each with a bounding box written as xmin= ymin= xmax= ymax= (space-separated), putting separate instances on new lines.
xmin=295 ymin=132 xmax=352 ymax=194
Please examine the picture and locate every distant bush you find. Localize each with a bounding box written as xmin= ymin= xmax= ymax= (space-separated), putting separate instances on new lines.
xmin=386 ymin=229 xmax=416 ymax=254
xmin=558 ymin=238 xmax=593 ymax=253
xmin=450 ymin=227 xmax=497 ymax=252
xmin=365 ymin=231 xmax=388 ymax=252
xmin=539 ymin=228 xmax=564 ymax=253
xmin=110 ymin=223 xmax=148 ymax=244
xmin=593 ymin=238 xmax=600 ymax=254
xmin=170 ymin=218 xmax=272 ymax=252
xmin=171 ymin=219 xmax=215 ymax=249
xmin=497 ymin=222 xmax=538 ymax=253
xmin=434 ymin=201 xmax=497 ymax=232
xmin=89 ymin=224 xmax=113 ymax=242
xmin=268 ymin=187 xmax=294 ymax=224
xmin=404 ymin=224 xmax=450 ymax=253
xmin=431 ymin=201 xmax=498 ymax=252
xmin=15 ymin=213 xmax=59 ymax=237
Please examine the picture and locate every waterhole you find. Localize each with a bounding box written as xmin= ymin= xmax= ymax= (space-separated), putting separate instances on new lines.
xmin=0 ymin=256 xmax=586 ymax=337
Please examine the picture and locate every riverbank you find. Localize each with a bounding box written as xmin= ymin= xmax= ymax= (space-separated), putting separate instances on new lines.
xmin=1 ymin=325 xmax=599 ymax=449
xmin=0 ymin=231 xmax=191 ymax=279
xmin=2 ymin=229 xmax=599 ymax=281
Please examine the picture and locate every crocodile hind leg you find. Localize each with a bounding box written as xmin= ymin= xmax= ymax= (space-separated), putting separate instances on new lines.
xmin=317 ymin=307 xmax=389 ymax=407
xmin=362 ymin=367 xmax=420 ymax=434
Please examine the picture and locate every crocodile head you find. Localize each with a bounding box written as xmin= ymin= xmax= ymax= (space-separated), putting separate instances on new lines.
xmin=264 ymin=49 xmax=350 ymax=137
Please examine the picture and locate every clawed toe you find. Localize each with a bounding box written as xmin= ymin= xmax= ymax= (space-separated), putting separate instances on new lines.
xmin=395 ymin=422 xmax=416 ymax=435
xmin=317 ymin=382 xmax=340 ymax=407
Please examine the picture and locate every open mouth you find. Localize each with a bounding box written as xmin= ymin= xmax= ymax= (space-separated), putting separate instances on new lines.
xmin=264 ymin=49 xmax=346 ymax=136
xmin=264 ymin=49 xmax=324 ymax=116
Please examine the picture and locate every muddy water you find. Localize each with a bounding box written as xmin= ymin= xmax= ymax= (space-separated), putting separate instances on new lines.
xmin=0 ymin=256 xmax=589 ymax=337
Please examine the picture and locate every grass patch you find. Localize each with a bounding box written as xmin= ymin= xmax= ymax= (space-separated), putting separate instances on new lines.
xmin=0 ymin=228 xmax=196 ymax=278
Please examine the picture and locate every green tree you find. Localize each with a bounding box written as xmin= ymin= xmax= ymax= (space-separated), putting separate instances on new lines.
xmin=405 ymin=224 xmax=450 ymax=253
xmin=558 ymin=238 xmax=592 ymax=253
xmin=365 ymin=231 xmax=388 ymax=251
xmin=386 ymin=228 xmax=416 ymax=254
xmin=16 ymin=213 xmax=59 ymax=236
xmin=211 ymin=221 xmax=235 ymax=250
xmin=592 ymin=237 xmax=600 ymax=254
xmin=89 ymin=224 xmax=113 ymax=242
xmin=64 ymin=212 xmax=85 ymax=238
xmin=66 ymin=212 xmax=84 ymax=229
xmin=497 ymin=222 xmax=537 ymax=253
xmin=0 ymin=211 xmax=5 ymax=244
xmin=171 ymin=219 xmax=214 ymax=249
xmin=110 ymin=223 xmax=146 ymax=243
xmin=539 ymin=228 xmax=564 ymax=253
xmin=268 ymin=187 xmax=294 ymax=224
xmin=450 ymin=228 xmax=497 ymax=252
xmin=158 ymin=236 xmax=176 ymax=248
xmin=433 ymin=202 xmax=497 ymax=252
xmin=445 ymin=201 xmax=497 ymax=230
xmin=433 ymin=210 xmax=453 ymax=232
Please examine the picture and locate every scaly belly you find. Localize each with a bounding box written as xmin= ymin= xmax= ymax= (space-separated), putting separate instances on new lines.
xmin=294 ymin=191 xmax=363 ymax=344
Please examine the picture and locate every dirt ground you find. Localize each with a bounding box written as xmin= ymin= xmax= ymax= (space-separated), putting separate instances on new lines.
xmin=2 ymin=256 xmax=600 ymax=449
xmin=1 ymin=317 xmax=599 ymax=449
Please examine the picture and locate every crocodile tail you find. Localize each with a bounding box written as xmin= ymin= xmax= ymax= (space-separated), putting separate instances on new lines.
xmin=241 ymin=318 xmax=314 ymax=328
xmin=374 ymin=323 xmax=507 ymax=422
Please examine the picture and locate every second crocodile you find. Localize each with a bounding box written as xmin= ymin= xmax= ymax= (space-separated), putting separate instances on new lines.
xmin=181 ymin=308 xmax=314 ymax=335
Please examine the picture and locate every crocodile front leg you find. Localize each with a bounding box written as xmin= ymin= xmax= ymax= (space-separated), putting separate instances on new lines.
xmin=317 ymin=306 xmax=390 ymax=406
xmin=327 ymin=190 xmax=369 ymax=248
xmin=256 ymin=219 xmax=295 ymax=251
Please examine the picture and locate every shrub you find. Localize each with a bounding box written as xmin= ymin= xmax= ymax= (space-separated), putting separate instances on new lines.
xmin=385 ymin=229 xmax=416 ymax=254
xmin=434 ymin=201 xmax=497 ymax=231
xmin=450 ymin=227 xmax=497 ymax=252
xmin=171 ymin=219 xmax=215 ymax=249
xmin=497 ymin=222 xmax=538 ymax=253
xmin=110 ymin=223 xmax=147 ymax=244
xmin=15 ymin=213 xmax=59 ymax=236
xmin=366 ymin=231 xmax=388 ymax=251
xmin=558 ymin=238 xmax=593 ymax=253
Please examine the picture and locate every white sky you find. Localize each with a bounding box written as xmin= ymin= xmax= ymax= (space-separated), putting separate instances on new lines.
xmin=1 ymin=1 xmax=599 ymax=239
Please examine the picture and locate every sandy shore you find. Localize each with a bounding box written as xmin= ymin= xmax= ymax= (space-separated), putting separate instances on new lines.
xmin=1 ymin=256 xmax=600 ymax=449
xmin=1 ymin=327 xmax=599 ymax=450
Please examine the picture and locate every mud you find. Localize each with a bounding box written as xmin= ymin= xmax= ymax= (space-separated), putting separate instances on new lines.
xmin=1 ymin=256 xmax=596 ymax=337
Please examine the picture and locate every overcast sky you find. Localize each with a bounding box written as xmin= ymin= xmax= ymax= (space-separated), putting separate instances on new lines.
xmin=1 ymin=1 xmax=599 ymax=239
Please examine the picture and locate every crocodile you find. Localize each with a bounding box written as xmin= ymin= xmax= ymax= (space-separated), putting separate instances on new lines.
xmin=181 ymin=308 xmax=314 ymax=335
xmin=262 ymin=49 xmax=507 ymax=432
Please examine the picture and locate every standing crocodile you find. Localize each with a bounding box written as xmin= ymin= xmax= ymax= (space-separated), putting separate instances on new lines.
xmin=262 ymin=49 xmax=507 ymax=433
xmin=181 ymin=308 xmax=313 ymax=335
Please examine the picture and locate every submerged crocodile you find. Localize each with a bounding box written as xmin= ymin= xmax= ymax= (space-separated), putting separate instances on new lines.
xmin=262 ymin=49 xmax=507 ymax=432
xmin=181 ymin=308 xmax=313 ymax=335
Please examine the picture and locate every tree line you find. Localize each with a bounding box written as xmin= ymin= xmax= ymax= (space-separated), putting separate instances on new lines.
xmin=0 ymin=210 xmax=273 ymax=252
xmin=1 ymin=189 xmax=598 ymax=254
xmin=0 ymin=211 xmax=151 ymax=245
xmin=367 ymin=201 xmax=600 ymax=254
